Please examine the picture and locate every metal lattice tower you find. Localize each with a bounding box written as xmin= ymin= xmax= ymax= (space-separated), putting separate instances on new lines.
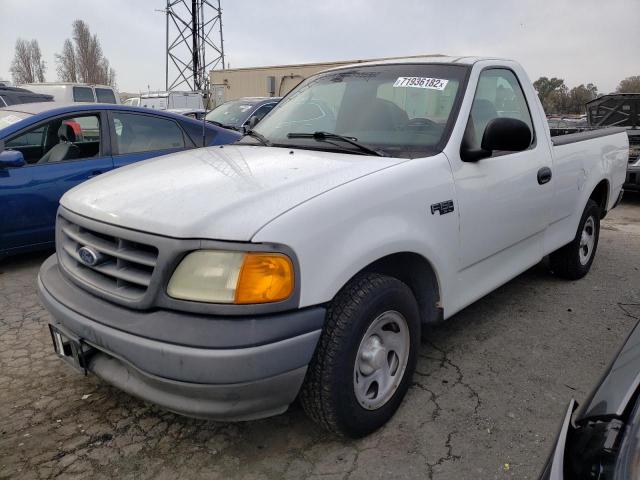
xmin=164 ymin=0 xmax=225 ymax=92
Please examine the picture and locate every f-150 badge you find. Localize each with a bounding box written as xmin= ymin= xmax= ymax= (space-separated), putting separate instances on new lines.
xmin=430 ymin=200 xmax=454 ymax=215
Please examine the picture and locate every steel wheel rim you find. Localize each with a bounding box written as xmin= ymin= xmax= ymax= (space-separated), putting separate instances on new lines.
xmin=353 ymin=310 xmax=410 ymax=410
xmin=579 ymin=216 xmax=596 ymax=266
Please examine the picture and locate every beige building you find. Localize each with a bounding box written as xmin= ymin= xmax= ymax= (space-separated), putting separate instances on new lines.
xmin=209 ymin=54 xmax=439 ymax=106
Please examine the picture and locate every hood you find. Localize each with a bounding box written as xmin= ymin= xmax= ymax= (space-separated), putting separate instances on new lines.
xmin=61 ymin=145 xmax=402 ymax=240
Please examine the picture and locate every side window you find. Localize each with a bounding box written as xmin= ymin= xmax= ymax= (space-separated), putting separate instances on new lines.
xmin=73 ymin=86 xmax=95 ymax=102
xmin=5 ymin=114 xmax=101 ymax=166
xmin=95 ymin=88 xmax=117 ymax=104
xmin=464 ymin=69 xmax=535 ymax=152
xmin=5 ymin=126 xmax=46 ymax=164
xmin=112 ymin=113 xmax=185 ymax=155
xmin=249 ymin=103 xmax=276 ymax=123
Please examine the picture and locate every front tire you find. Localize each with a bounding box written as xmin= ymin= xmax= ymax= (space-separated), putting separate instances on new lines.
xmin=550 ymin=199 xmax=601 ymax=280
xmin=299 ymin=273 xmax=420 ymax=437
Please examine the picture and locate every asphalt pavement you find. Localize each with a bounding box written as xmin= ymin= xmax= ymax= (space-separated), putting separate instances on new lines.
xmin=1 ymin=194 xmax=639 ymax=480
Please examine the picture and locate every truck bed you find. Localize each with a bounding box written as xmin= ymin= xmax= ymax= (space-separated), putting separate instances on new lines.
xmin=550 ymin=126 xmax=627 ymax=146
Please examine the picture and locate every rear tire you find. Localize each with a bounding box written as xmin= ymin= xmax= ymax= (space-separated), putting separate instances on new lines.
xmin=549 ymin=199 xmax=600 ymax=280
xmin=299 ymin=273 xmax=420 ymax=438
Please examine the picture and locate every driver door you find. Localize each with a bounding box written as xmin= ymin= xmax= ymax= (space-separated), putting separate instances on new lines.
xmin=451 ymin=68 xmax=552 ymax=297
xmin=0 ymin=111 xmax=113 ymax=254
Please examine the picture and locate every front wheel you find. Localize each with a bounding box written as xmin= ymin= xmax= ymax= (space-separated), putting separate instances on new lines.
xmin=549 ymin=199 xmax=601 ymax=280
xmin=299 ymin=273 xmax=420 ymax=438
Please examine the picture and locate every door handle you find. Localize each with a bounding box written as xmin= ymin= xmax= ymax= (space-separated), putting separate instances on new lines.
xmin=537 ymin=167 xmax=552 ymax=185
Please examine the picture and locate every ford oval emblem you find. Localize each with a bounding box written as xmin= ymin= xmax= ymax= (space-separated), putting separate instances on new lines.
xmin=78 ymin=246 xmax=100 ymax=266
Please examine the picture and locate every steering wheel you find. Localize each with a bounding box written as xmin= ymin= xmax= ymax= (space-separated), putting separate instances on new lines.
xmin=404 ymin=117 xmax=438 ymax=129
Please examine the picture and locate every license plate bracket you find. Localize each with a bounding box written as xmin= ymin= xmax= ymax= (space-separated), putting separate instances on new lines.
xmin=49 ymin=324 xmax=95 ymax=375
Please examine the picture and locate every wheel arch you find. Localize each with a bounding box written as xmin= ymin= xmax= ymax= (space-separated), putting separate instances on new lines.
xmin=341 ymin=251 xmax=443 ymax=325
xmin=589 ymin=179 xmax=610 ymax=218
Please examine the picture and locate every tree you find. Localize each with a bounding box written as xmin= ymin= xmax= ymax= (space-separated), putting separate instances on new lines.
xmin=533 ymin=77 xmax=567 ymax=114
xmin=56 ymin=39 xmax=77 ymax=82
xmin=547 ymin=85 xmax=570 ymax=114
xmin=567 ymin=83 xmax=598 ymax=114
xmin=616 ymin=76 xmax=640 ymax=93
xmin=10 ymin=39 xmax=46 ymax=84
xmin=55 ymin=20 xmax=116 ymax=86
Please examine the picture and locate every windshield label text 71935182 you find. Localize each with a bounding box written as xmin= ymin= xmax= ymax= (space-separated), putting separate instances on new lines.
xmin=393 ymin=77 xmax=449 ymax=90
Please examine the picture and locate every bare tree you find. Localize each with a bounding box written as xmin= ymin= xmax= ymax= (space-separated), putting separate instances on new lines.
xmin=616 ymin=76 xmax=640 ymax=93
xmin=10 ymin=39 xmax=46 ymax=84
xmin=55 ymin=20 xmax=116 ymax=86
xmin=55 ymin=39 xmax=77 ymax=82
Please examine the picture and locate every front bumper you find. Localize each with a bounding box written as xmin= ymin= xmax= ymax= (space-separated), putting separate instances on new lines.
xmin=624 ymin=166 xmax=640 ymax=191
xmin=38 ymin=255 xmax=325 ymax=420
xmin=539 ymin=400 xmax=576 ymax=480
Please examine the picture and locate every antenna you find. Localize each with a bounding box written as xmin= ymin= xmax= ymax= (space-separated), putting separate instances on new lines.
xmin=163 ymin=0 xmax=225 ymax=93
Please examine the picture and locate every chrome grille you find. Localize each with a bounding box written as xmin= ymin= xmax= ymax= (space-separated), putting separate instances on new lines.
xmin=58 ymin=215 xmax=158 ymax=300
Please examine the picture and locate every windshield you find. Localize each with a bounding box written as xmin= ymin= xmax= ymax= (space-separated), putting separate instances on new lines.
xmin=0 ymin=110 xmax=30 ymax=130
xmin=206 ymin=100 xmax=257 ymax=128
xmin=251 ymin=64 xmax=467 ymax=158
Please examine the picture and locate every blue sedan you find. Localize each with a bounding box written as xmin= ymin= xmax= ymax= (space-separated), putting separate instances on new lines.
xmin=0 ymin=102 xmax=240 ymax=258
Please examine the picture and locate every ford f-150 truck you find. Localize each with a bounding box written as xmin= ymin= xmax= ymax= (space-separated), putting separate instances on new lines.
xmin=37 ymin=56 xmax=629 ymax=438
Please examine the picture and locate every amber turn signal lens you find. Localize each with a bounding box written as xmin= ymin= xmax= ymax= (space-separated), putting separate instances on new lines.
xmin=234 ymin=253 xmax=294 ymax=304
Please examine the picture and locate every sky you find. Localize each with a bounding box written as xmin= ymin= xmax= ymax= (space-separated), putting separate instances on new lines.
xmin=0 ymin=0 xmax=638 ymax=94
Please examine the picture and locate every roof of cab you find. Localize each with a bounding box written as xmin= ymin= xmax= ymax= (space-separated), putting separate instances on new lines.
xmin=322 ymin=55 xmax=502 ymax=72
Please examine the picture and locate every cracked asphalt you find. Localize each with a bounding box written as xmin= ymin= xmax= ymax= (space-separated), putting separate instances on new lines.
xmin=1 ymin=194 xmax=639 ymax=480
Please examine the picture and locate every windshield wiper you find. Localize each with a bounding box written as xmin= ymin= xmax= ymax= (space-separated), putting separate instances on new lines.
xmin=287 ymin=131 xmax=386 ymax=157
xmin=206 ymin=119 xmax=238 ymax=130
xmin=242 ymin=129 xmax=272 ymax=146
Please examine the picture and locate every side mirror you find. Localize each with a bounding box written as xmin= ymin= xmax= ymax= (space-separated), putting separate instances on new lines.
xmin=461 ymin=117 xmax=532 ymax=162
xmin=0 ymin=149 xmax=25 ymax=168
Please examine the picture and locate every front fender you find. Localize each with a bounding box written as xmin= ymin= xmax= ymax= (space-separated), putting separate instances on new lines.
xmin=252 ymin=154 xmax=459 ymax=315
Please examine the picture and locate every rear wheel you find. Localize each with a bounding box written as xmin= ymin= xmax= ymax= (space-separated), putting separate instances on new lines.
xmin=299 ymin=273 xmax=420 ymax=438
xmin=550 ymin=199 xmax=601 ymax=280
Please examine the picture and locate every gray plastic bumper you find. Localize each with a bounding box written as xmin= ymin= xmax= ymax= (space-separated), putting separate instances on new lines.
xmin=625 ymin=166 xmax=640 ymax=191
xmin=88 ymin=353 xmax=308 ymax=421
xmin=38 ymin=256 xmax=325 ymax=420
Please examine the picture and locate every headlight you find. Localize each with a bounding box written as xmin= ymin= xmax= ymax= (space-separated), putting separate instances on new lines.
xmin=614 ymin=397 xmax=640 ymax=480
xmin=167 ymin=250 xmax=294 ymax=304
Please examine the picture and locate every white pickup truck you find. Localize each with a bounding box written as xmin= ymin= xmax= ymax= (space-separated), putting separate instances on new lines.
xmin=38 ymin=56 xmax=628 ymax=438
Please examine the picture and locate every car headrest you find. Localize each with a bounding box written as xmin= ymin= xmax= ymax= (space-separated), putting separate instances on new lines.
xmin=58 ymin=123 xmax=77 ymax=142
xmin=471 ymin=99 xmax=498 ymax=123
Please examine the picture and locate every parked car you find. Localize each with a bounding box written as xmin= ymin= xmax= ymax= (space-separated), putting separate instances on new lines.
xmin=122 ymin=97 xmax=140 ymax=107
xmin=0 ymin=86 xmax=53 ymax=107
xmin=167 ymin=108 xmax=207 ymax=120
xmin=627 ymin=148 xmax=640 ymax=192
xmin=19 ymin=83 xmax=120 ymax=104
xmin=0 ymin=102 xmax=240 ymax=258
xmin=139 ymin=91 xmax=203 ymax=110
xmin=38 ymin=56 xmax=628 ymax=437
xmin=541 ymin=318 xmax=640 ymax=479
xmin=205 ymin=97 xmax=280 ymax=130
xmin=587 ymin=94 xmax=640 ymax=193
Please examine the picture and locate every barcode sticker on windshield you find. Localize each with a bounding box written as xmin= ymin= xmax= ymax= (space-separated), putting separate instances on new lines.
xmin=393 ymin=77 xmax=449 ymax=90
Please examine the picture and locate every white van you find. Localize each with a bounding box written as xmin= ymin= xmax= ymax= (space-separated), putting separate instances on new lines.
xmin=140 ymin=91 xmax=203 ymax=110
xmin=18 ymin=83 xmax=120 ymax=104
